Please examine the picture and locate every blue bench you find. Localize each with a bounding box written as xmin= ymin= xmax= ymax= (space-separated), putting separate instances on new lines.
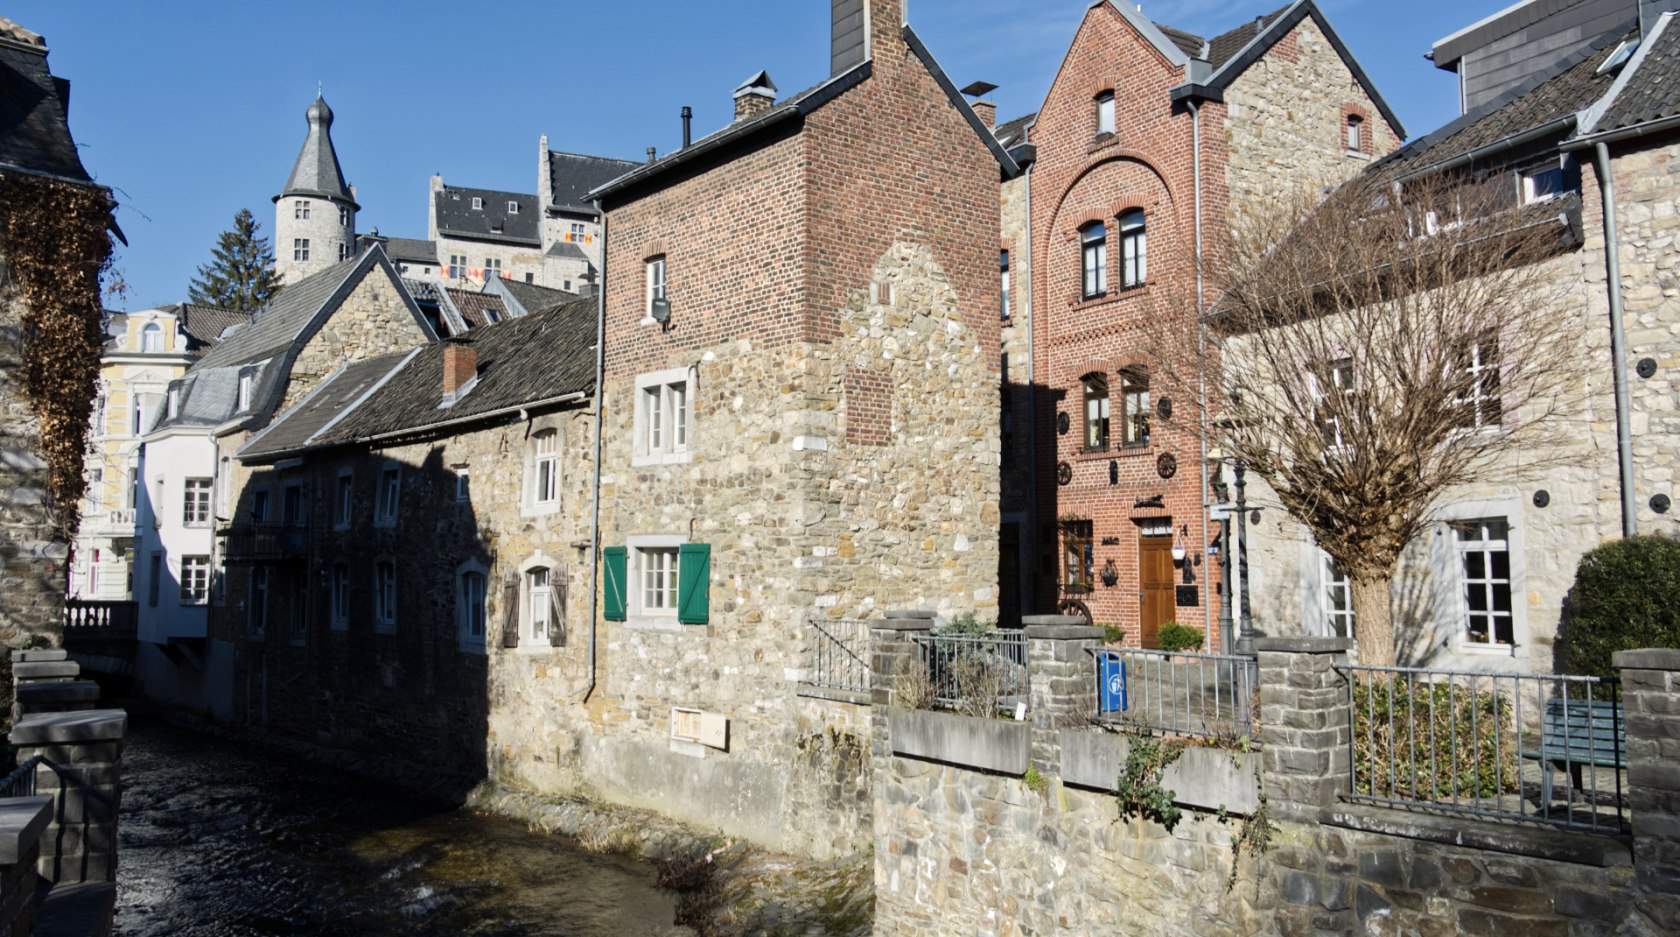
xmin=1521 ymin=697 xmax=1624 ymax=808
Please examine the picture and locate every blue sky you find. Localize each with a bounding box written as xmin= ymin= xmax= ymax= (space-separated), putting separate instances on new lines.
xmin=13 ymin=0 xmax=1495 ymax=310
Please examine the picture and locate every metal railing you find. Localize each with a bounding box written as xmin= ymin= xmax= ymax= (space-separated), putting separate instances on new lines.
xmin=1343 ymin=665 xmax=1626 ymax=834
xmin=1095 ymin=647 xmax=1259 ymax=740
xmin=0 ymin=756 xmax=42 ymax=799
xmin=913 ymin=631 xmax=1029 ymax=715
xmin=806 ymin=619 xmax=872 ymax=693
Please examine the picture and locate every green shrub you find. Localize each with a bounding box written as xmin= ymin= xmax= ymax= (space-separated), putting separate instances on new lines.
xmin=1351 ymin=676 xmax=1517 ymax=801
xmin=1157 ymin=622 xmax=1204 ymax=652
xmin=1560 ymin=535 xmax=1680 ymax=678
xmin=1101 ymin=623 xmax=1126 ymax=645
xmin=939 ymin=611 xmax=989 ymax=636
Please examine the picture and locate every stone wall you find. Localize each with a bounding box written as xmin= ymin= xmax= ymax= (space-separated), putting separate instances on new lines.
xmin=279 ymin=269 xmax=433 ymax=412
xmin=0 ymin=247 xmax=64 ymax=645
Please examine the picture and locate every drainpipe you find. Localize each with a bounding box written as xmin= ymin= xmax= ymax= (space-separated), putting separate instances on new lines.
xmin=1188 ymin=98 xmax=1213 ymax=645
xmin=1023 ymin=160 xmax=1038 ymax=613
xmin=583 ymin=200 xmax=608 ymax=702
xmin=1594 ymin=142 xmax=1639 ymax=537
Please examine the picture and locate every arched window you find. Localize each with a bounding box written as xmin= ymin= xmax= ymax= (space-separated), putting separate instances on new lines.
xmin=140 ymin=323 xmax=162 ymax=352
xmin=1095 ymin=91 xmax=1116 ymax=136
xmin=1121 ymin=367 xmax=1150 ymax=446
xmin=1345 ymin=114 xmax=1364 ymax=152
xmin=1080 ymin=222 xmax=1107 ymax=299
xmin=1119 ymin=210 xmax=1146 ymax=289
xmin=1082 ymin=373 xmax=1109 ymax=450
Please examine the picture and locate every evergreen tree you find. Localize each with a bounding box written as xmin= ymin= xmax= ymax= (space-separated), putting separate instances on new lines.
xmin=187 ymin=209 xmax=283 ymax=312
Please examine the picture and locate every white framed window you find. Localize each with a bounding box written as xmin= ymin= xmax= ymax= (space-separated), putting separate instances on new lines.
xmin=1095 ymin=90 xmax=1116 ymax=136
xmin=1081 ymin=373 xmax=1109 ymax=450
xmin=484 ymin=257 xmax=502 ymax=280
xmin=167 ymin=386 xmax=180 ymax=419
xmin=1452 ymin=337 xmax=1502 ymax=430
xmin=449 ymin=255 xmax=467 ymax=278
xmin=1345 ymin=115 xmax=1363 ymax=152
xmin=471 ymin=196 xmax=484 ymax=210
xmin=180 ymin=555 xmax=210 ymax=605
xmin=633 ymin=366 xmax=692 ymax=466
xmin=339 ymin=206 xmax=350 ymax=226
xmin=1121 ymin=367 xmax=1150 ymax=446
xmin=295 ymin=199 xmax=310 ymax=220
xmin=645 ymin=256 xmax=667 ymax=320
xmin=141 ymin=323 xmax=163 ymax=352
xmin=507 ymin=200 xmax=520 ymax=214
xmin=85 ymin=467 xmax=103 ymax=511
xmin=528 ymin=430 xmax=559 ymax=509
xmin=1311 ymin=357 xmax=1356 ymax=450
xmin=641 ymin=547 xmax=678 ymax=612
xmin=334 ymin=471 xmax=353 ymax=529
xmin=376 ymin=467 xmax=400 ymax=525
xmin=1320 ymin=553 xmax=1353 ymax=638
xmin=183 ymin=477 xmax=212 ymax=526
xmin=454 ymin=466 xmax=471 ymax=502
xmin=569 ymin=222 xmax=587 ymax=240
xmin=93 ymin=395 xmax=106 ymax=435
xmin=1521 ymin=164 xmax=1567 ymax=204
xmin=237 ymin=372 xmax=253 ymax=412
xmin=527 ymin=567 xmax=552 ymax=643
xmin=374 ymin=560 xmax=397 ymax=632
xmin=458 ymin=566 xmax=488 ymax=649
xmin=294 ymin=238 xmax=310 ymax=262
xmin=1000 ymin=249 xmax=1011 ymax=320
xmin=338 ymin=243 xmax=350 ymax=262
xmin=1080 ymin=222 xmax=1106 ymax=299
xmin=1453 ymin=518 xmax=1513 ymax=648
xmin=620 ymin=534 xmax=704 ymax=629
xmin=330 ymin=563 xmax=350 ymax=628
xmin=1118 ymin=210 xmax=1146 ymax=289
xmin=249 ymin=567 xmax=269 ymax=637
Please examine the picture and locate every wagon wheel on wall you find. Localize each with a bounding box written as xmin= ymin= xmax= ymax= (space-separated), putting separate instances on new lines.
xmin=1056 ymin=597 xmax=1093 ymax=627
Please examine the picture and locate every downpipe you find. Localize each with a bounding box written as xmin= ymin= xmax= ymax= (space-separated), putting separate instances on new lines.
xmin=1189 ymin=99 xmax=1214 ymax=643
xmin=582 ymin=201 xmax=608 ymax=703
xmin=1594 ymin=142 xmax=1639 ymax=537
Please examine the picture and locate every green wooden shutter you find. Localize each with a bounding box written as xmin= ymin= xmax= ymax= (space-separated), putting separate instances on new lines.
xmin=677 ymin=543 xmax=710 ymax=625
xmin=603 ymin=547 xmax=627 ymax=621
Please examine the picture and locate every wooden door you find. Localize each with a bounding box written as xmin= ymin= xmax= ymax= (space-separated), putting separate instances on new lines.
xmin=1139 ymin=535 xmax=1174 ymax=648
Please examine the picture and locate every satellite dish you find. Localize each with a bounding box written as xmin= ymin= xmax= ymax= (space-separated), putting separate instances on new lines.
xmin=650 ymin=297 xmax=671 ymax=324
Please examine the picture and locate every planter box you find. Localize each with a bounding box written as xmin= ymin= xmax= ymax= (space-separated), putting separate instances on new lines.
xmin=1060 ymin=728 xmax=1260 ymax=814
xmin=889 ymin=707 xmax=1031 ymax=774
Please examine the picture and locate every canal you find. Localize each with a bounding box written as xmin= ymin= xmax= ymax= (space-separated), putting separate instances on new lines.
xmin=115 ymin=716 xmax=691 ymax=936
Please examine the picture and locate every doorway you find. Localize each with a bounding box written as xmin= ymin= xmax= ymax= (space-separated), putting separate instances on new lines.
xmin=1139 ymin=529 xmax=1174 ymax=648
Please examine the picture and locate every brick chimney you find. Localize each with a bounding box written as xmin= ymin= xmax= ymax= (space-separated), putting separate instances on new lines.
xmin=442 ymin=338 xmax=476 ymax=397
xmin=961 ymin=80 xmax=999 ymax=130
xmin=734 ymin=70 xmax=778 ymax=122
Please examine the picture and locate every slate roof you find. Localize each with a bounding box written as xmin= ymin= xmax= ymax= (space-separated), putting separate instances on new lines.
xmin=498 ymin=278 xmax=575 ymax=316
xmin=279 ymin=96 xmax=355 ymax=206
xmin=1205 ymin=6 xmax=1291 ymax=69
xmin=444 ymin=288 xmax=506 ymax=330
xmin=545 ymin=240 xmax=589 ymax=261
xmin=383 ymin=236 xmax=438 ymax=265
xmin=1595 ymin=14 xmax=1680 ymax=132
xmin=546 ymin=150 xmax=640 ymax=214
xmin=1154 ymin=22 xmax=1207 ymax=58
xmin=434 ymin=186 xmax=540 ymax=245
xmin=193 ymin=255 xmax=364 ymax=370
xmin=0 ymin=27 xmax=93 ymax=182
xmin=994 ymin=112 xmax=1035 ymax=149
xmin=240 ymin=296 xmax=597 ymax=460
xmin=175 ymin=303 xmax=251 ymax=351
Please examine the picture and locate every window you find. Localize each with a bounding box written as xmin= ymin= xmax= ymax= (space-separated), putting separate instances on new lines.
xmin=1345 ymin=115 xmax=1363 ymax=152
xmin=569 ymin=222 xmax=586 ymax=241
xmin=93 ymin=395 xmax=106 ymax=435
xmin=1118 ymin=210 xmax=1146 ymax=289
xmin=1454 ymin=518 xmax=1513 ymax=647
xmin=605 ymin=540 xmax=710 ymax=626
xmin=180 ymin=555 xmax=210 ymax=605
xmin=338 ymin=243 xmax=350 ymax=262
xmin=1095 ymin=91 xmax=1116 ymax=136
xmin=459 ymin=570 xmax=487 ymax=645
xmin=335 ymin=473 xmax=353 ymax=528
xmin=295 ymin=199 xmax=311 ymax=220
xmin=1082 ymin=374 xmax=1110 ymax=450
xmin=1311 ymin=357 xmax=1355 ymax=449
xmin=132 ymin=394 xmax=148 ymax=436
xmin=294 ymin=239 xmax=310 ymax=262
xmin=1321 ymin=553 xmax=1353 ymax=638
xmin=237 ymin=372 xmax=253 ymax=412
xmin=507 ymin=201 xmax=519 ymax=214
xmin=289 ymin=576 xmax=308 ymax=645
xmin=339 ymin=206 xmax=350 ymax=226
xmin=148 ymin=552 xmax=161 ymax=607
xmin=375 ymin=560 xmax=397 ymax=631
xmin=1521 ymin=164 xmax=1567 ymax=204
xmin=183 ymin=478 xmax=212 ymax=526
xmin=85 ymin=468 xmax=103 ymax=510
xmin=1000 ymin=250 xmax=1011 ymax=319
xmin=249 ymin=567 xmax=269 ymax=636
xmin=526 ymin=430 xmax=559 ymax=508
xmin=639 ymin=547 xmax=679 ymax=613
xmin=331 ymin=564 xmax=349 ymax=627
xmin=1452 ymin=337 xmax=1502 ymax=429
xmin=449 ymin=255 xmax=467 ymax=279
xmin=454 ymin=466 xmax=470 ymax=502
xmin=1063 ymin=520 xmax=1094 ymax=589
xmin=635 ymin=368 xmax=691 ymax=464
xmin=527 ymin=567 xmax=552 ymax=642
xmin=251 ymin=489 xmax=271 ymax=524
xmin=167 ymin=387 xmax=180 ymax=419
xmin=377 ymin=467 xmax=400 ymax=524
xmin=1080 ymin=222 xmax=1107 ymax=299
xmin=484 ymin=258 xmax=502 ymax=280
xmin=282 ymin=482 xmax=304 ymax=525
xmin=1121 ymin=368 xmax=1150 ymax=446
xmin=471 ymin=196 xmax=484 ymax=210
xmin=646 ymin=256 xmax=667 ymax=318
xmin=525 ymin=273 xmax=534 ymax=284
xmin=141 ymin=323 xmax=163 ymax=352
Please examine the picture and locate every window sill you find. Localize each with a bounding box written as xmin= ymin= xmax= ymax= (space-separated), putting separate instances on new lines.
xmin=624 ymin=615 xmax=692 ymax=633
xmin=1068 ymin=286 xmax=1152 ymax=312
xmin=458 ymin=639 xmax=487 ymax=655
xmin=631 ymin=450 xmax=693 ymax=468
xmin=373 ymin=518 xmax=396 ymax=529
xmin=521 ymin=502 xmax=561 ymax=520
xmin=1344 ymin=150 xmax=1371 ymax=160
xmin=514 ymin=643 xmax=558 ymax=655
xmin=374 ymin=623 xmax=396 ymax=635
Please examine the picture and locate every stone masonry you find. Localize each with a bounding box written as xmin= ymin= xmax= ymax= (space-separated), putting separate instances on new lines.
xmin=0 ymin=249 xmax=65 ymax=646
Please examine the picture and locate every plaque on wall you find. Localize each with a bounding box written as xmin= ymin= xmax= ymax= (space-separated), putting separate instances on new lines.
xmin=1175 ymin=585 xmax=1199 ymax=607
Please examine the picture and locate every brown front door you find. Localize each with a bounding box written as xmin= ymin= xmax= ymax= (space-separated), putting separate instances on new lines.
xmin=1139 ymin=534 xmax=1174 ymax=648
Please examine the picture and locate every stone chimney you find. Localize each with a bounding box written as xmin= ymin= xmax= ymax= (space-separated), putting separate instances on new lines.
xmin=442 ymin=338 xmax=476 ymax=397
xmin=734 ymin=70 xmax=778 ymax=122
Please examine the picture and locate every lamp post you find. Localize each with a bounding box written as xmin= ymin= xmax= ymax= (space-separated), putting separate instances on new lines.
xmin=1233 ymin=458 xmax=1256 ymax=653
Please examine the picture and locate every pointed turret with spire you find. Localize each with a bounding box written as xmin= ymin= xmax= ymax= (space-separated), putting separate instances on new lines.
xmin=273 ymin=93 xmax=359 ymax=284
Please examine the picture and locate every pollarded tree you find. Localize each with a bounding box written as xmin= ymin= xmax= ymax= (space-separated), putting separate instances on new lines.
xmin=1155 ymin=171 xmax=1588 ymax=666
xmin=188 ymin=208 xmax=282 ymax=312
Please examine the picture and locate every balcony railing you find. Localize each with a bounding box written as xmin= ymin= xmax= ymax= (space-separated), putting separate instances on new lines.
xmin=63 ymin=598 xmax=137 ymax=637
xmin=218 ymin=524 xmax=307 ymax=565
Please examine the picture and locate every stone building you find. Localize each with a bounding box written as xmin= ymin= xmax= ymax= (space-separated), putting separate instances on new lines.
xmin=70 ymin=303 xmax=248 ymax=600
xmin=273 ymin=95 xmax=359 ymax=285
xmin=1003 ymin=0 xmax=1403 ymax=650
xmin=1238 ymin=1 xmax=1680 ymax=671
xmin=0 ymin=16 xmax=116 ymax=641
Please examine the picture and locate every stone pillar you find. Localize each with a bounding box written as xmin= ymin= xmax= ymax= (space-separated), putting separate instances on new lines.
xmin=1023 ymin=615 xmax=1101 ymax=775
xmin=1615 ymin=648 xmax=1680 ymax=932
xmin=868 ymin=612 xmax=932 ymax=761
xmin=12 ymin=681 xmax=100 ymax=723
xmin=1255 ymin=636 xmax=1352 ymax=822
xmin=10 ymin=648 xmax=78 ymax=687
xmin=9 ymin=709 xmax=126 ymax=884
xmin=0 ymin=796 xmax=51 ymax=937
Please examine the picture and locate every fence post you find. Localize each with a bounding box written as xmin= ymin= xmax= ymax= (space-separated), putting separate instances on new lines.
xmin=1614 ymin=648 xmax=1680 ymax=932
xmin=1255 ymin=636 xmax=1353 ymax=822
xmin=1024 ymin=615 xmax=1102 ymax=776
xmin=869 ymin=611 xmax=935 ymax=760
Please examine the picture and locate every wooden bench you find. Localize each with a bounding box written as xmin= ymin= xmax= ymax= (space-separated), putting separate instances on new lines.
xmin=1521 ymin=697 xmax=1624 ymax=808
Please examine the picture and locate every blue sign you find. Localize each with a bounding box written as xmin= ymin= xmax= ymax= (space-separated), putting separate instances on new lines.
xmin=1098 ymin=652 xmax=1127 ymax=713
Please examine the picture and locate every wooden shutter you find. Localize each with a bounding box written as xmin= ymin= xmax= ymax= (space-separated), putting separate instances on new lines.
xmin=549 ymin=565 xmax=568 ymax=647
xmin=603 ymin=547 xmax=627 ymax=621
xmin=677 ymin=543 xmax=710 ymax=625
xmin=500 ymin=575 xmax=521 ymax=648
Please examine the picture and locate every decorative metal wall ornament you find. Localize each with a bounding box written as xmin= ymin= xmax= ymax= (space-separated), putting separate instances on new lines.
xmin=1532 ymin=490 xmax=1550 ymax=508
xmin=1108 ymin=459 xmax=1118 ymax=485
xmin=1100 ymin=559 xmax=1119 ymax=587
xmin=1637 ymin=357 xmax=1658 ymax=379
xmin=1056 ymin=461 xmax=1073 ymax=486
xmin=1056 ymin=412 xmax=1070 ymax=435
xmin=1134 ymin=495 xmax=1165 ymax=509
xmin=1654 ymin=494 xmax=1672 ymax=515
xmin=1156 ymin=452 xmax=1178 ymax=479
xmin=1157 ymin=397 xmax=1172 ymax=421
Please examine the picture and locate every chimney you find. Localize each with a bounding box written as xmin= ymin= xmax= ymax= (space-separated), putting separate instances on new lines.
xmin=442 ymin=338 xmax=476 ymax=397
xmin=733 ymin=70 xmax=778 ymax=122
xmin=681 ymin=106 xmax=693 ymax=148
xmin=646 ymin=146 xmax=658 ymax=163
xmin=961 ymin=81 xmax=999 ymax=130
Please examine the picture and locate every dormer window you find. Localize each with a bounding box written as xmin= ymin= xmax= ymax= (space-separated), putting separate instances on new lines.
xmin=1095 ymin=91 xmax=1116 ymax=137
xmin=1521 ymin=164 xmax=1568 ymax=204
xmin=167 ymin=386 xmax=180 ymax=419
xmin=471 ymin=197 xmax=484 ymax=210
xmin=237 ymin=372 xmax=253 ymax=412
xmin=507 ymin=201 xmax=519 ymax=214
xmin=140 ymin=322 xmax=163 ymax=353
xmin=1345 ymin=115 xmax=1364 ymax=152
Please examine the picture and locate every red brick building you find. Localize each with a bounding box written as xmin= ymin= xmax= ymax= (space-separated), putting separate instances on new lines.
xmin=1008 ymin=0 xmax=1404 ymax=649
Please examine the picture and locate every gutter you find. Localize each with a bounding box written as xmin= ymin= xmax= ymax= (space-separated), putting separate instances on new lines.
xmin=1589 ymin=141 xmax=1640 ymax=537
xmin=1397 ymin=116 xmax=1575 ymax=182
xmin=239 ymin=390 xmax=589 ymax=463
xmin=1565 ymin=112 xmax=1680 ymax=150
xmin=583 ymin=199 xmax=608 ymax=704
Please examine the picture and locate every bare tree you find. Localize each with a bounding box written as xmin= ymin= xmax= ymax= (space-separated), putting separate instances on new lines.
xmin=1153 ymin=171 xmax=1589 ymax=666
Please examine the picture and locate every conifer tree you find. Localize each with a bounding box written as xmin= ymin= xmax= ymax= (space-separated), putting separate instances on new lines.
xmin=187 ymin=209 xmax=282 ymax=312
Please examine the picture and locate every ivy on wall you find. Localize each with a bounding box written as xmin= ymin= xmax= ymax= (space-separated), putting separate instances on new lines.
xmin=0 ymin=171 xmax=115 ymax=536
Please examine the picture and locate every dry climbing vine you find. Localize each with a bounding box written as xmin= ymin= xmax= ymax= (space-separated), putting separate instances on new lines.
xmin=0 ymin=171 xmax=114 ymax=537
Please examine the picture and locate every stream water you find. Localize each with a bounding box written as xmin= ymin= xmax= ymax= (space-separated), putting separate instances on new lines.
xmin=114 ymin=716 xmax=690 ymax=936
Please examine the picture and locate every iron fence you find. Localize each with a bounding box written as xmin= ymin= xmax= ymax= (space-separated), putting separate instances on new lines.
xmin=913 ymin=631 xmax=1029 ymax=716
xmin=0 ymin=755 xmax=42 ymax=799
xmin=806 ymin=619 xmax=872 ymax=693
xmin=1342 ymin=665 xmax=1626 ymax=834
xmin=1094 ymin=647 xmax=1259 ymax=740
